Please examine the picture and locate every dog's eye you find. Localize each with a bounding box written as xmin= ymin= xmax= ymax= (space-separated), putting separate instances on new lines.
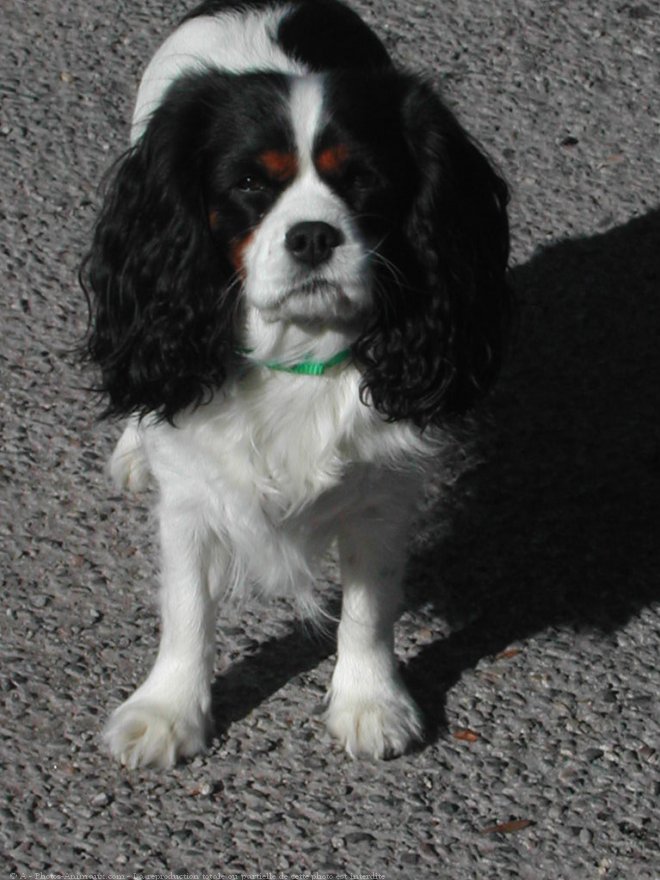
xmin=346 ymin=167 xmax=380 ymax=193
xmin=234 ymin=175 xmax=267 ymax=193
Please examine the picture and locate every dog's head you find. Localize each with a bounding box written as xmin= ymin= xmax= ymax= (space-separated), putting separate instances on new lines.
xmin=82 ymin=68 xmax=511 ymax=425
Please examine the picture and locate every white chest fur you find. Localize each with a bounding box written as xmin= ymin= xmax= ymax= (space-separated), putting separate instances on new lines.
xmin=115 ymin=366 xmax=433 ymax=605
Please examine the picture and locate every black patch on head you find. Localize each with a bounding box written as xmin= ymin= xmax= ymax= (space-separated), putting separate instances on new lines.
xmin=277 ymin=0 xmax=391 ymax=72
xmin=203 ymin=77 xmax=296 ymax=249
xmin=315 ymin=73 xmax=417 ymax=239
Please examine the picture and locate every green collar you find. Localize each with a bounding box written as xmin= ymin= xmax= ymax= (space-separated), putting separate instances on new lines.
xmin=241 ymin=347 xmax=352 ymax=376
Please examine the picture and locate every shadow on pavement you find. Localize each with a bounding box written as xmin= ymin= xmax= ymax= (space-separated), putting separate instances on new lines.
xmin=211 ymin=618 xmax=336 ymax=733
xmin=407 ymin=207 xmax=660 ymax=740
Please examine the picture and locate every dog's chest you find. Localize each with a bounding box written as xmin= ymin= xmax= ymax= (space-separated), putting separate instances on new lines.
xmin=148 ymin=369 xmax=430 ymax=527
xmin=178 ymin=371 xmax=371 ymax=511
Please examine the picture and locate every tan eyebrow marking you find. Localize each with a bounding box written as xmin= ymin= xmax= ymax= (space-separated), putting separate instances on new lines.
xmin=316 ymin=144 xmax=350 ymax=175
xmin=258 ymin=150 xmax=298 ymax=182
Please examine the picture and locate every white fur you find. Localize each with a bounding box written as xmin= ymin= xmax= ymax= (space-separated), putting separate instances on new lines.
xmin=108 ymin=418 xmax=150 ymax=492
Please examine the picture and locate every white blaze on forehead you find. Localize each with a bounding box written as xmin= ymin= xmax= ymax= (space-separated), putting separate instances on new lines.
xmin=131 ymin=7 xmax=306 ymax=144
xmin=237 ymin=70 xmax=372 ymax=342
xmin=288 ymin=75 xmax=327 ymax=170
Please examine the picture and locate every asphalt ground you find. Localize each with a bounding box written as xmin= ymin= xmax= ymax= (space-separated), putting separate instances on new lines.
xmin=1 ymin=0 xmax=659 ymax=877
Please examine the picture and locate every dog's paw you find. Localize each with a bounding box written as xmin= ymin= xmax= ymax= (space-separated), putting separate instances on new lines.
xmin=325 ymin=682 xmax=425 ymax=759
xmin=108 ymin=423 xmax=150 ymax=493
xmin=104 ymin=699 xmax=210 ymax=769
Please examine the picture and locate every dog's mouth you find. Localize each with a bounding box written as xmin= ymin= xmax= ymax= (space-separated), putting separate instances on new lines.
xmin=259 ymin=277 xmax=363 ymax=323
xmin=284 ymin=278 xmax=347 ymax=301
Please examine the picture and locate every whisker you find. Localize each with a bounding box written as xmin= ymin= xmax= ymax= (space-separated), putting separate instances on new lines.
xmin=369 ymin=249 xmax=408 ymax=289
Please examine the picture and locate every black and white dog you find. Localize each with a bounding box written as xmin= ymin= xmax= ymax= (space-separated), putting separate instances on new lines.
xmin=82 ymin=0 xmax=511 ymax=767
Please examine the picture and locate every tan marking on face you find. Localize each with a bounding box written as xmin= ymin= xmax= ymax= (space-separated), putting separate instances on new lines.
xmin=316 ymin=144 xmax=350 ymax=175
xmin=258 ymin=150 xmax=298 ymax=182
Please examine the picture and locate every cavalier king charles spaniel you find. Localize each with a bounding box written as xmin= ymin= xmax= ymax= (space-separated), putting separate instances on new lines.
xmin=82 ymin=0 xmax=511 ymax=767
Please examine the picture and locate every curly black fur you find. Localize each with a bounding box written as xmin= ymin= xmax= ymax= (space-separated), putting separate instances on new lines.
xmin=80 ymin=73 xmax=287 ymax=421
xmin=353 ymin=79 xmax=512 ymax=426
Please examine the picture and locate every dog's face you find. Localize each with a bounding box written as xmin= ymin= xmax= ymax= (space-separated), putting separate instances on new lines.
xmin=204 ymin=73 xmax=416 ymax=329
xmin=83 ymin=68 xmax=511 ymax=423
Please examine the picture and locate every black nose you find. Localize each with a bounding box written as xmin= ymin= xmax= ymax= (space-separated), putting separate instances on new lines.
xmin=285 ymin=221 xmax=344 ymax=267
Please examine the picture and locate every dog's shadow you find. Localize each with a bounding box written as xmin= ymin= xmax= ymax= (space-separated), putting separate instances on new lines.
xmin=212 ymin=208 xmax=660 ymax=744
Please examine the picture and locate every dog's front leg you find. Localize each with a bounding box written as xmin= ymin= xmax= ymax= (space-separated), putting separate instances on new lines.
xmin=326 ymin=517 xmax=424 ymax=759
xmin=105 ymin=500 xmax=222 ymax=769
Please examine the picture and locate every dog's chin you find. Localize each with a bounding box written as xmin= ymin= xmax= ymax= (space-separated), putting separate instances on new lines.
xmin=255 ymin=279 xmax=370 ymax=327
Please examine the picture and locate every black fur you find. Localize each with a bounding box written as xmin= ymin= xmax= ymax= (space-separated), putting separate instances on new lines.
xmin=82 ymin=1 xmax=511 ymax=426
xmin=351 ymin=76 xmax=511 ymax=424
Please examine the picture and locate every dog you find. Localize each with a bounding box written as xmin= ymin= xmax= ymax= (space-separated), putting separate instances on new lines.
xmin=81 ymin=0 xmax=511 ymax=768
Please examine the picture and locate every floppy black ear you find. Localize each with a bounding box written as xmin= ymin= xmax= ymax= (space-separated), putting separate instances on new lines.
xmin=355 ymin=78 xmax=512 ymax=426
xmin=80 ymin=79 xmax=238 ymax=422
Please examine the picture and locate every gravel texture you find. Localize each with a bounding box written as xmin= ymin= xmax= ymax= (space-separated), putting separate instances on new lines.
xmin=1 ymin=0 xmax=659 ymax=878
